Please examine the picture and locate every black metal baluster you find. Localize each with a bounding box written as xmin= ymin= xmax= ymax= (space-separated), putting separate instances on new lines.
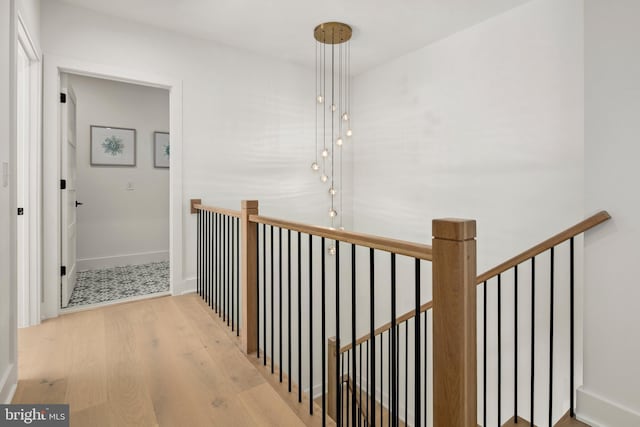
xmin=255 ymin=221 xmax=259 ymax=356
xmin=214 ymin=213 xmax=217 ymax=311
xmin=197 ymin=210 xmax=200 ymax=297
xmin=263 ymin=224 xmax=267 ymax=365
xmin=298 ymin=231 xmax=302 ymax=403
xmin=309 ymin=234 xmax=314 ymax=415
xmin=379 ymin=332 xmax=383 ymax=427
xmin=498 ymin=273 xmax=502 ymax=425
xmin=358 ymin=344 xmax=361 ymax=426
xmin=570 ymin=237 xmax=575 ymax=418
xmin=238 ymin=218 xmax=241 ymax=335
xmin=216 ymin=212 xmax=220 ymax=313
xmin=336 ymin=242 xmax=341 ymax=427
xmin=424 ymin=312 xmax=427 ymax=427
xmin=279 ymin=227 xmax=283 ymax=383
xmin=322 ymin=237 xmax=327 ymax=427
xmin=549 ymin=247 xmax=554 ymax=427
xmin=404 ymin=321 xmax=408 ymax=426
xmin=369 ymin=248 xmax=376 ymax=427
xmin=388 ymin=329 xmax=391 ymax=427
xmin=346 ymin=351 xmax=350 ymax=427
xmin=531 ymin=256 xmax=536 ymax=426
xmin=390 ymin=253 xmax=397 ymax=427
xmin=288 ymin=229 xmax=292 ymax=392
xmin=366 ymin=341 xmax=370 ymax=426
xmin=229 ymin=215 xmax=232 ymax=326
xmin=271 ymin=225 xmax=275 ymax=374
xmin=515 ymin=264 xmax=519 ymax=422
xmin=351 ymin=244 xmax=357 ymax=427
xmin=483 ymin=281 xmax=487 ymax=427
xmin=224 ymin=215 xmax=227 ymax=323
xmin=234 ymin=217 xmax=236 ymax=332
xmin=415 ymin=259 xmax=421 ymax=427
xmin=208 ymin=212 xmax=212 ymax=307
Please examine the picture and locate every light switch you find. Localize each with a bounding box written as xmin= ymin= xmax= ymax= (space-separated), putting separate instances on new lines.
xmin=127 ymin=182 xmax=135 ymax=191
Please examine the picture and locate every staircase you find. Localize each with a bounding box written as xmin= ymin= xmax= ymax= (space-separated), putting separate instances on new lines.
xmin=191 ymin=198 xmax=609 ymax=427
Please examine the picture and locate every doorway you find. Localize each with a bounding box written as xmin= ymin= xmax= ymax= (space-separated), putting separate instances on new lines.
xmin=41 ymin=56 xmax=184 ymax=319
xmin=59 ymin=73 xmax=171 ymax=311
xmin=16 ymin=15 xmax=41 ymax=328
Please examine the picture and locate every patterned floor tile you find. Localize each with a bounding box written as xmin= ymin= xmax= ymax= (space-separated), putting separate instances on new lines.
xmin=68 ymin=261 xmax=169 ymax=308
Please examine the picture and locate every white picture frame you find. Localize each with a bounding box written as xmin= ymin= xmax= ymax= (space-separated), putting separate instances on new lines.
xmin=90 ymin=125 xmax=136 ymax=167
xmin=154 ymin=131 xmax=170 ymax=168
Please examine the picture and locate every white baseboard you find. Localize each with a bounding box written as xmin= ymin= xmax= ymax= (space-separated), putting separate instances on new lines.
xmin=0 ymin=363 xmax=17 ymax=404
xmin=182 ymin=277 xmax=197 ymax=295
xmin=577 ymin=387 xmax=640 ymax=427
xmin=77 ymin=250 xmax=169 ymax=271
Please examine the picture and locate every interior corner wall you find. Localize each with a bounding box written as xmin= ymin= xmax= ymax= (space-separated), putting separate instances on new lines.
xmin=67 ymin=74 xmax=170 ymax=271
xmin=40 ymin=0 xmax=332 ymax=292
xmin=581 ymin=0 xmax=640 ymax=424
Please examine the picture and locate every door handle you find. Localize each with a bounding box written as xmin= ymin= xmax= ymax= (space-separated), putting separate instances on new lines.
xmin=75 ymin=201 xmax=84 ymax=207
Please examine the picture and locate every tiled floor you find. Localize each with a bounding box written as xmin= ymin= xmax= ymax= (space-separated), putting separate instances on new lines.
xmin=67 ymin=261 xmax=169 ymax=308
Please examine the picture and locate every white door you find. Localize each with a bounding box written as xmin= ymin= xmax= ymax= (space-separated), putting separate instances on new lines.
xmin=60 ymin=77 xmax=78 ymax=308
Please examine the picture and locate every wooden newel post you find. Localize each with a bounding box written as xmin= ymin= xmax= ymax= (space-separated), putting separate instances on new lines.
xmin=432 ymin=218 xmax=477 ymax=427
xmin=241 ymin=200 xmax=259 ymax=355
xmin=327 ymin=336 xmax=338 ymax=421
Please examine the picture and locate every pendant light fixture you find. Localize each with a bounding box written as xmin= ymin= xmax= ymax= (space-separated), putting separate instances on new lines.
xmin=311 ymin=22 xmax=353 ymax=251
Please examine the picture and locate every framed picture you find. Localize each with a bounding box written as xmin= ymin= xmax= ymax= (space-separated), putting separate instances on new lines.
xmin=154 ymin=131 xmax=170 ymax=168
xmin=90 ymin=125 xmax=136 ymax=166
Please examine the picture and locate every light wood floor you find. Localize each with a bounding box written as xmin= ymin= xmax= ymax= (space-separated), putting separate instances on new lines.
xmin=12 ymin=294 xmax=307 ymax=427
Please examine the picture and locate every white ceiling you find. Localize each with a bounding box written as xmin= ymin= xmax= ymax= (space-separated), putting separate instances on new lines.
xmin=59 ymin=0 xmax=533 ymax=73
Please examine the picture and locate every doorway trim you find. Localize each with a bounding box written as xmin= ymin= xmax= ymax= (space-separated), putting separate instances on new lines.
xmin=16 ymin=12 xmax=41 ymax=327
xmin=42 ymin=55 xmax=183 ymax=319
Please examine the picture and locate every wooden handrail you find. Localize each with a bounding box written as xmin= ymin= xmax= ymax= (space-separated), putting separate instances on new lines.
xmin=339 ymin=301 xmax=433 ymax=354
xmin=194 ymin=203 xmax=241 ymax=218
xmin=476 ymin=210 xmax=611 ymax=284
xmin=249 ymin=214 xmax=433 ymax=261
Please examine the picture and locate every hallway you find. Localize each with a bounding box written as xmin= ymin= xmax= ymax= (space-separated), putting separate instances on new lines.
xmin=12 ymin=294 xmax=306 ymax=426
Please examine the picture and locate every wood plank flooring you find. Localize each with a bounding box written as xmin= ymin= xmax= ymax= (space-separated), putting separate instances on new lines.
xmin=12 ymin=294 xmax=307 ymax=427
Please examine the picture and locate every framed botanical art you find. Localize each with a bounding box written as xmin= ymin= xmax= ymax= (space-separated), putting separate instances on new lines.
xmin=154 ymin=131 xmax=170 ymax=168
xmin=90 ymin=125 xmax=136 ymax=166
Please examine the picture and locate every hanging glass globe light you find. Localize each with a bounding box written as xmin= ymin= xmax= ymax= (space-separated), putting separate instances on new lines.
xmin=328 ymin=186 xmax=337 ymax=196
xmin=329 ymin=209 xmax=338 ymax=218
xmin=320 ymin=174 xmax=328 ymax=183
xmin=317 ymin=94 xmax=324 ymax=104
xmin=346 ymin=129 xmax=353 ymax=137
xmin=321 ymin=148 xmax=329 ymax=158
xmin=342 ymin=112 xmax=349 ymax=121
xmin=331 ymin=104 xmax=337 ymax=112
xmin=327 ymin=245 xmax=336 ymax=256
xmin=311 ymin=162 xmax=319 ymax=171
xmin=336 ymin=137 xmax=343 ymax=146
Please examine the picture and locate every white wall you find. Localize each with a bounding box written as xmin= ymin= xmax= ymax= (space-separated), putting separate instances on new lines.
xmin=68 ymin=74 xmax=170 ymax=270
xmin=351 ymin=0 xmax=584 ymax=424
xmin=580 ymin=1 xmax=640 ymax=425
xmin=40 ymin=0 xmax=343 ymax=295
xmin=0 ymin=0 xmax=15 ymax=405
xmin=1 ymin=0 xmax=40 ymax=404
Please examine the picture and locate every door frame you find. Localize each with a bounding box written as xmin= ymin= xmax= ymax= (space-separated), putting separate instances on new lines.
xmin=42 ymin=55 xmax=184 ymax=319
xmin=16 ymin=12 xmax=41 ymax=327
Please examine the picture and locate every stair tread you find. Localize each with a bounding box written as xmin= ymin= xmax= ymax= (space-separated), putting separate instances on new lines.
xmin=554 ymin=411 xmax=591 ymax=427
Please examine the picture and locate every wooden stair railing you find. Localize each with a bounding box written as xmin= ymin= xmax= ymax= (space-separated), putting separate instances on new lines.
xmin=192 ymin=197 xmax=608 ymax=427
xmin=332 ymin=211 xmax=610 ymax=427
